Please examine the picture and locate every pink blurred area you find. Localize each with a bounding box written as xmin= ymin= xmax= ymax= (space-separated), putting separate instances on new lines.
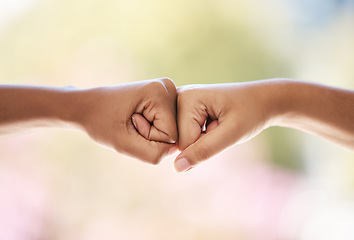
xmin=0 ymin=131 xmax=309 ymax=240
xmin=0 ymin=134 xmax=49 ymax=239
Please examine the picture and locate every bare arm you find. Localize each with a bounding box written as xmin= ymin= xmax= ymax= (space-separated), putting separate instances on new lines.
xmin=0 ymin=85 xmax=80 ymax=136
xmin=271 ymin=80 xmax=354 ymax=150
xmin=0 ymin=78 xmax=178 ymax=164
xmin=175 ymin=79 xmax=354 ymax=172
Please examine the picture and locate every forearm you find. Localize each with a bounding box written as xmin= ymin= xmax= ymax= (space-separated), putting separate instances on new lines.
xmin=269 ymin=79 xmax=354 ymax=150
xmin=0 ymin=85 xmax=83 ymax=136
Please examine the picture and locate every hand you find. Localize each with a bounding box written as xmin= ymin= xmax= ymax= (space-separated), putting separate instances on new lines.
xmin=77 ymin=78 xmax=178 ymax=164
xmin=175 ymin=81 xmax=276 ymax=172
xmin=175 ymin=79 xmax=354 ymax=172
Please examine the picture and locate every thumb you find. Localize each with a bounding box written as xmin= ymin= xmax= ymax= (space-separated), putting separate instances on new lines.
xmin=132 ymin=113 xmax=176 ymax=143
xmin=174 ymin=119 xmax=236 ymax=172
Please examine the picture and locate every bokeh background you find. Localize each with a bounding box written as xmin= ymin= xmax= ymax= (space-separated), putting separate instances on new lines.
xmin=0 ymin=0 xmax=354 ymax=239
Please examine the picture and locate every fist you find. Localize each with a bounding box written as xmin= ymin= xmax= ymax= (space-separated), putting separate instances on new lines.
xmin=175 ymin=82 xmax=274 ymax=172
xmin=79 ymin=78 xmax=178 ymax=164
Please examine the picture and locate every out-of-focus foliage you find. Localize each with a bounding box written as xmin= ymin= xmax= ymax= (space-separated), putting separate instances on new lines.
xmin=0 ymin=0 xmax=291 ymax=86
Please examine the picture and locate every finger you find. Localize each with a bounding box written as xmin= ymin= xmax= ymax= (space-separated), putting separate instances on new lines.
xmin=206 ymin=120 xmax=218 ymax=133
xmin=158 ymin=77 xmax=177 ymax=99
xmin=153 ymin=77 xmax=178 ymax=142
xmin=132 ymin=113 xmax=151 ymax=139
xmin=142 ymin=78 xmax=178 ymax=143
xmin=121 ymin=120 xmax=177 ymax=164
xmin=151 ymin=112 xmax=177 ymax=143
xmin=195 ymin=120 xmax=217 ymax=140
xmin=174 ymin=119 xmax=236 ymax=172
xmin=177 ymin=100 xmax=207 ymax=151
xmin=132 ymin=113 xmax=175 ymax=143
xmin=133 ymin=137 xmax=175 ymax=165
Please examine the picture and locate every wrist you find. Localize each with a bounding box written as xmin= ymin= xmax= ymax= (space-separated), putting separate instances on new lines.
xmin=56 ymin=87 xmax=91 ymax=131
xmin=66 ymin=86 xmax=121 ymax=136
xmin=257 ymin=79 xmax=296 ymax=128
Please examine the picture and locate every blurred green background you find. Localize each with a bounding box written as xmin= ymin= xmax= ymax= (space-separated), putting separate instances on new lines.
xmin=0 ymin=0 xmax=353 ymax=239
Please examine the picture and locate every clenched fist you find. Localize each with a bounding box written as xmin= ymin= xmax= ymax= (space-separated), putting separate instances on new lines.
xmin=78 ymin=78 xmax=178 ymax=164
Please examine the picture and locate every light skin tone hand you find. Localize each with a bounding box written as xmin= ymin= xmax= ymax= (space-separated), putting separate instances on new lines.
xmin=175 ymin=79 xmax=354 ymax=172
xmin=0 ymin=77 xmax=178 ymax=164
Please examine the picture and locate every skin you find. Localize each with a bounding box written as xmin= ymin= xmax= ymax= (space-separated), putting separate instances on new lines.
xmin=0 ymin=77 xmax=178 ymax=164
xmin=175 ymin=79 xmax=354 ymax=172
xmin=1 ymin=78 xmax=353 ymax=170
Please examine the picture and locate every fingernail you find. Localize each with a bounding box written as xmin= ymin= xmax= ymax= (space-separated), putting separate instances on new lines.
xmin=168 ymin=145 xmax=178 ymax=155
xmin=175 ymin=158 xmax=191 ymax=172
xmin=168 ymin=138 xmax=176 ymax=144
xmin=132 ymin=116 xmax=137 ymax=129
xmin=185 ymin=166 xmax=193 ymax=172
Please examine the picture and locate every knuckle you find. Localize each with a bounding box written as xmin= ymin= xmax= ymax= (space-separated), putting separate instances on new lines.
xmin=160 ymin=77 xmax=177 ymax=97
xmin=177 ymin=90 xmax=190 ymax=108
xmin=147 ymin=81 xmax=165 ymax=92
xmin=146 ymin=81 xmax=169 ymax=99
xmin=160 ymin=77 xmax=174 ymax=85
xmin=177 ymin=88 xmax=198 ymax=102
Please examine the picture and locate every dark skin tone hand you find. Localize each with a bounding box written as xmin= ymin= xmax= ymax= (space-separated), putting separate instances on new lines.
xmin=0 ymin=78 xmax=178 ymax=164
